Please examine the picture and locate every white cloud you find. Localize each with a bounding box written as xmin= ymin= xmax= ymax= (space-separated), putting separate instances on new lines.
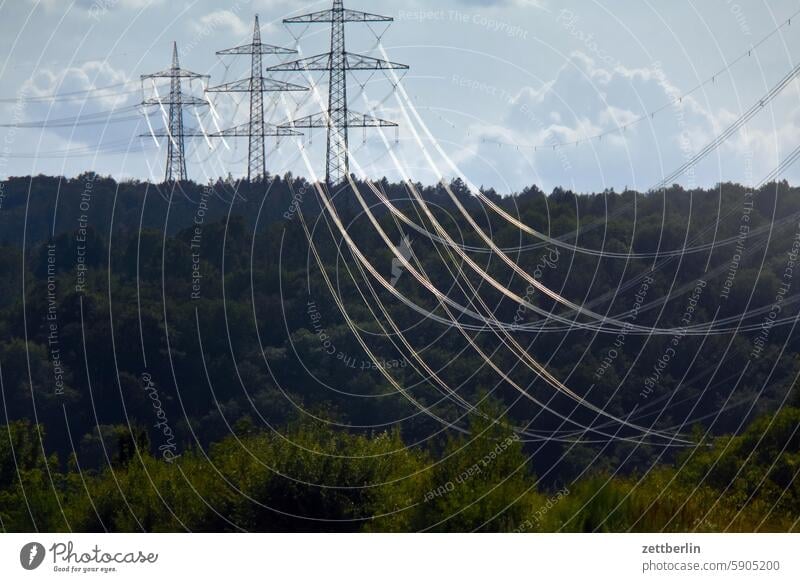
xmin=192 ymin=10 xmax=250 ymax=39
xmin=449 ymin=49 xmax=792 ymax=192
xmin=23 ymin=60 xmax=131 ymax=109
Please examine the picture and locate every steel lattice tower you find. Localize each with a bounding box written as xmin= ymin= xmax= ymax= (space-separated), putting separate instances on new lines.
xmin=268 ymin=0 xmax=408 ymax=185
xmin=141 ymin=42 xmax=209 ymax=183
xmin=208 ymin=15 xmax=307 ymax=182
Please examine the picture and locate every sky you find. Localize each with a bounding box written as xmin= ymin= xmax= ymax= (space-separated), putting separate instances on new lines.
xmin=2 ymin=0 xmax=800 ymax=193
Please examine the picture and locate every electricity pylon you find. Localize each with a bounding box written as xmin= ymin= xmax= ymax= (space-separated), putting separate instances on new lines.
xmin=141 ymin=42 xmax=209 ymax=183
xmin=267 ymin=0 xmax=408 ymax=185
xmin=207 ymin=15 xmax=307 ymax=182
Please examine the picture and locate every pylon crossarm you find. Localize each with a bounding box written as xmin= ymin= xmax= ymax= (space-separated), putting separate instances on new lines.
xmin=284 ymin=9 xmax=392 ymax=23
xmin=141 ymin=130 xmax=208 ymax=138
xmin=346 ymin=111 xmax=398 ymax=127
xmin=206 ymin=78 xmax=308 ymax=93
xmin=278 ymin=111 xmax=396 ymax=129
xmin=284 ymin=9 xmax=334 ymax=23
xmin=142 ymin=96 xmax=209 ymax=107
xmin=141 ymin=69 xmax=209 ymax=80
xmin=209 ymin=122 xmax=302 ymax=137
xmin=345 ymin=52 xmax=408 ymax=70
xmin=266 ymin=52 xmax=332 ymax=72
xmin=343 ymin=10 xmax=393 ymax=22
xmin=278 ymin=111 xmax=330 ymax=129
xmin=217 ymin=43 xmax=297 ymax=56
xmin=267 ymin=52 xmax=406 ymax=72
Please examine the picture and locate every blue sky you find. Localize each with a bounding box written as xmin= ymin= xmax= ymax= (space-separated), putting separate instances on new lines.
xmin=2 ymin=0 xmax=800 ymax=193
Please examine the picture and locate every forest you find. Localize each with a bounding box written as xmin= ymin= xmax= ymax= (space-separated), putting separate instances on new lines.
xmin=0 ymin=173 xmax=798 ymax=532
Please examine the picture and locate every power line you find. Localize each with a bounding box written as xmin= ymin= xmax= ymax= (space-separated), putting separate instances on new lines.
xmin=0 ymin=104 xmax=144 ymax=128
xmin=653 ymin=58 xmax=800 ymax=191
xmin=0 ymin=80 xmax=137 ymax=103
